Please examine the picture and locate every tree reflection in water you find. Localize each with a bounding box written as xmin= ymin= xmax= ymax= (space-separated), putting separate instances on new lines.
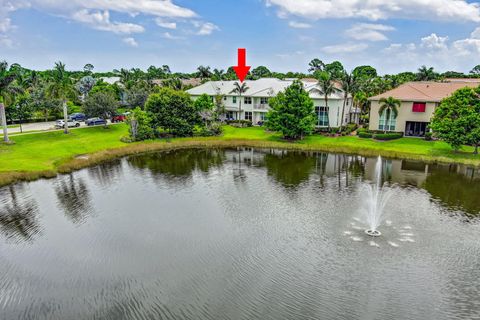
xmin=0 ymin=185 xmax=40 ymax=242
xmin=264 ymin=150 xmax=316 ymax=188
xmin=127 ymin=149 xmax=226 ymax=184
xmin=87 ymin=160 xmax=123 ymax=187
xmin=55 ymin=174 xmax=93 ymax=224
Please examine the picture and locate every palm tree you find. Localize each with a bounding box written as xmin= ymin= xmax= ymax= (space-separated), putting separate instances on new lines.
xmin=197 ymin=66 xmax=212 ymax=80
xmin=353 ymin=91 xmax=368 ymax=124
xmin=416 ymin=66 xmax=438 ymax=81
xmin=0 ymin=61 xmax=17 ymax=142
xmin=213 ymin=69 xmax=225 ymax=81
xmin=230 ymin=82 xmax=249 ymax=120
xmin=316 ymin=71 xmax=335 ymax=128
xmin=46 ymin=61 xmax=76 ymax=134
xmin=339 ymin=72 xmax=356 ymax=132
xmin=378 ymin=97 xmax=401 ymax=133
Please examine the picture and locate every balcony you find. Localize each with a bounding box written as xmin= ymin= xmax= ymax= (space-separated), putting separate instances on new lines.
xmin=254 ymin=104 xmax=269 ymax=110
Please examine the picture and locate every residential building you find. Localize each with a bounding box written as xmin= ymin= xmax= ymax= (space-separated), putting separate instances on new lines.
xmin=187 ymin=78 xmax=352 ymax=127
xmin=369 ymin=81 xmax=479 ymax=137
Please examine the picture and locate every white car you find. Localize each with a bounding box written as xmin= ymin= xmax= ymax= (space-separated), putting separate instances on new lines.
xmin=55 ymin=119 xmax=81 ymax=128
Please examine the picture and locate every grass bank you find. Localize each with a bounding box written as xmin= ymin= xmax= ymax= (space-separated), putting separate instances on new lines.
xmin=0 ymin=124 xmax=479 ymax=186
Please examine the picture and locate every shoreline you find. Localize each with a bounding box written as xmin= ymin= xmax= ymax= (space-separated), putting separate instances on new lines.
xmin=1 ymin=136 xmax=479 ymax=188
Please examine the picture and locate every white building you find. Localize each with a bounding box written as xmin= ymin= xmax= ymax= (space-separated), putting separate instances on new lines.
xmin=187 ymin=78 xmax=353 ymax=128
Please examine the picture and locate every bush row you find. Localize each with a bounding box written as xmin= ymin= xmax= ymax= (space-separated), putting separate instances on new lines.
xmin=358 ymin=129 xmax=403 ymax=141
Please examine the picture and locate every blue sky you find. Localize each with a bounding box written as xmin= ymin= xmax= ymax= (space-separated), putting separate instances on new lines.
xmin=2 ymin=0 xmax=480 ymax=74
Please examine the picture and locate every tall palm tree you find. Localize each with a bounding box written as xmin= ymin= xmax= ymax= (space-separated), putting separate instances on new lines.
xmin=0 ymin=61 xmax=17 ymax=142
xmin=230 ymin=82 xmax=249 ymax=120
xmin=316 ymin=71 xmax=335 ymax=128
xmin=353 ymin=91 xmax=368 ymax=124
xmin=339 ymin=71 xmax=356 ymax=132
xmin=416 ymin=66 xmax=438 ymax=81
xmin=197 ymin=66 xmax=212 ymax=80
xmin=378 ymin=97 xmax=401 ymax=133
xmin=47 ymin=61 xmax=76 ymax=134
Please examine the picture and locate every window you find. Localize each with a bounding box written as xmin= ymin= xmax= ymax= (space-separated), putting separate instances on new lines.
xmin=315 ymin=106 xmax=329 ymax=127
xmin=260 ymin=113 xmax=266 ymax=121
xmin=227 ymin=111 xmax=235 ymax=120
xmin=244 ymin=97 xmax=252 ymax=104
xmin=412 ymin=102 xmax=426 ymax=112
xmin=260 ymin=97 xmax=268 ymax=104
xmin=378 ymin=109 xmax=397 ymax=131
xmin=245 ymin=111 xmax=252 ymax=121
xmin=233 ymin=96 xmax=237 ymax=103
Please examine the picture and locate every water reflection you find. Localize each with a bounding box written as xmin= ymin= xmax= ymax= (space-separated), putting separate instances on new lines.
xmin=0 ymin=185 xmax=40 ymax=242
xmin=55 ymin=174 xmax=93 ymax=224
xmin=128 ymin=149 xmax=226 ymax=184
xmin=264 ymin=150 xmax=316 ymax=188
xmin=87 ymin=160 xmax=123 ymax=187
xmin=423 ymin=164 xmax=480 ymax=217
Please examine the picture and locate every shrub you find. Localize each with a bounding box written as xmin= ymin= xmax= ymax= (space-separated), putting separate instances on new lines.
xmin=344 ymin=123 xmax=358 ymax=135
xmin=358 ymin=132 xmax=373 ymax=139
xmin=373 ymin=132 xmax=403 ymax=141
xmin=195 ymin=122 xmax=223 ymax=137
xmin=424 ymin=132 xmax=433 ymax=141
xmin=227 ymin=120 xmax=253 ymax=128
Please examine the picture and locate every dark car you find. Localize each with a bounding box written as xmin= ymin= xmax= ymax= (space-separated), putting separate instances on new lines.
xmin=86 ymin=117 xmax=107 ymax=126
xmin=111 ymin=113 xmax=127 ymax=123
xmin=70 ymin=113 xmax=86 ymax=121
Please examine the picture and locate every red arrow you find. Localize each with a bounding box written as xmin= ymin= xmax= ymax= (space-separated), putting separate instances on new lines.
xmin=233 ymin=48 xmax=251 ymax=82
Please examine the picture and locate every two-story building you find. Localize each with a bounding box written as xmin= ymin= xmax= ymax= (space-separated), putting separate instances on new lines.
xmin=187 ymin=78 xmax=353 ymax=128
xmin=369 ymin=80 xmax=480 ymax=137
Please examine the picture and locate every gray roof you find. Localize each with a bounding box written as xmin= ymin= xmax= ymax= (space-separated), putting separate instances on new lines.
xmin=187 ymin=78 xmax=345 ymax=99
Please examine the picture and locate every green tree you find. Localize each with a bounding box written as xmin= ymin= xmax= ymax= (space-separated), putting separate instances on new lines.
xmin=197 ymin=66 xmax=212 ymax=80
xmin=46 ymin=62 xmax=76 ymax=134
xmin=430 ymin=87 xmax=480 ymax=154
xmin=416 ymin=66 xmax=438 ymax=81
xmin=83 ymin=92 xmax=118 ymax=128
xmin=127 ymin=107 xmax=155 ymax=141
xmin=265 ymin=80 xmax=316 ymax=140
xmin=378 ymin=97 xmax=401 ymax=133
xmin=315 ymin=71 xmax=335 ymax=128
xmin=353 ymin=66 xmax=377 ymax=79
xmin=146 ymin=87 xmax=200 ymax=137
xmin=324 ymin=61 xmax=345 ymax=80
xmin=194 ymin=94 xmax=215 ymax=126
xmin=230 ymin=82 xmax=249 ymax=120
xmin=470 ymin=65 xmax=480 ymax=76
xmin=339 ymin=71 xmax=355 ymax=132
xmin=308 ymin=58 xmax=325 ymax=73
xmin=12 ymin=93 xmax=33 ymax=133
xmin=83 ymin=63 xmax=94 ymax=74
xmin=252 ymin=66 xmax=272 ymax=79
xmin=0 ymin=61 xmax=18 ymax=142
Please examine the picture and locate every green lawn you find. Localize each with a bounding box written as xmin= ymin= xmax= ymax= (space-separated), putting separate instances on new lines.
xmin=0 ymin=124 xmax=479 ymax=186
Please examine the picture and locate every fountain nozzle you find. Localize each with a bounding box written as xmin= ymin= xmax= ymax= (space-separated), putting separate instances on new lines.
xmin=365 ymin=229 xmax=382 ymax=237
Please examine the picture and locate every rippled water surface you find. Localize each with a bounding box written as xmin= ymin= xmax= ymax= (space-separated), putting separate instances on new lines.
xmin=1 ymin=148 xmax=480 ymax=320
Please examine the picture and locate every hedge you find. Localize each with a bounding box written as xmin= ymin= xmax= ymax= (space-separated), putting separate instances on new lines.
xmin=358 ymin=132 xmax=373 ymax=139
xmin=373 ymin=133 xmax=403 ymax=141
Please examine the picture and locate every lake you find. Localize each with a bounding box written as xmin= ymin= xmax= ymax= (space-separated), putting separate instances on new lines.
xmin=1 ymin=148 xmax=480 ymax=319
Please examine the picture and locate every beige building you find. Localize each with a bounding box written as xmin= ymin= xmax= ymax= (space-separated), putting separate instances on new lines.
xmin=369 ymin=80 xmax=480 ymax=137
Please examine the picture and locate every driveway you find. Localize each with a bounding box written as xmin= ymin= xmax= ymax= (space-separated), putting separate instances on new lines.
xmin=6 ymin=121 xmax=95 ymax=134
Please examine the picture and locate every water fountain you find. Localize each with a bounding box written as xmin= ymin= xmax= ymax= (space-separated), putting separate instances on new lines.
xmin=362 ymin=156 xmax=393 ymax=237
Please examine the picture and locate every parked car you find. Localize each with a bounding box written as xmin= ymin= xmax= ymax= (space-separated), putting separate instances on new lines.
xmin=111 ymin=113 xmax=127 ymax=123
xmin=86 ymin=117 xmax=107 ymax=126
xmin=55 ymin=119 xmax=81 ymax=128
xmin=69 ymin=113 xmax=86 ymax=121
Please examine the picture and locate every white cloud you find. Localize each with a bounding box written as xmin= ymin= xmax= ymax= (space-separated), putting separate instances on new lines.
xmin=420 ymin=33 xmax=449 ymax=49
xmin=345 ymin=23 xmax=395 ymax=41
xmin=193 ymin=22 xmax=219 ymax=36
xmin=155 ymin=18 xmax=176 ymax=29
xmin=72 ymin=9 xmax=144 ymax=34
xmin=265 ymin=0 xmax=480 ymax=22
xmin=288 ymin=21 xmax=312 ymax=29
xmin=322 ymin=43 xmax=368 ymax=54
xmin=0 ymin=0 xmax=212 ymax=43
xmin=122 ymin=37 xmax=138 ymax=47
xmin=162 ymin=32 xmax=184 ymax=40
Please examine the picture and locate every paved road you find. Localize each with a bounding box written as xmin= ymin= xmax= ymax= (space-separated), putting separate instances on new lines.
xmin=8 ymin=121 xmax=57 ymax=133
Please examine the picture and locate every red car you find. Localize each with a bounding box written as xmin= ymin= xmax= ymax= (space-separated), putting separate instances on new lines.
xmin=111 ymin=113 xmax=127 ymax=123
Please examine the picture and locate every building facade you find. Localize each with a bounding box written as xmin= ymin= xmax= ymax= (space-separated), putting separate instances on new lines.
xmin=369 ymin=80 xmax=480 ymax=137
xmin=187 ymin=78 xmax=353 ymax=128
